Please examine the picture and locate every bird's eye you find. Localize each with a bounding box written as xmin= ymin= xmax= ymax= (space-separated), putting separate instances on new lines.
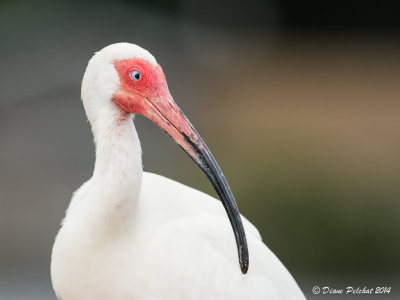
xmin=130 ymin=71 xmax=141 ymax=81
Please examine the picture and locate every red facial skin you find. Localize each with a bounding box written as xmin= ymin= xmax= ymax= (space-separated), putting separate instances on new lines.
xmin=112 ymin=58 xmax=202 ymax=161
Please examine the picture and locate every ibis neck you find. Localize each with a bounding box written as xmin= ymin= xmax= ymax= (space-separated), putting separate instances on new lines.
xmin=91 ymin=110 xmax=143 ymax=216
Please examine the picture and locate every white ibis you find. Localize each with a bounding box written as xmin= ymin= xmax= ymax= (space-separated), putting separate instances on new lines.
xmin=51 ymin=43 xmax=305 ymax=300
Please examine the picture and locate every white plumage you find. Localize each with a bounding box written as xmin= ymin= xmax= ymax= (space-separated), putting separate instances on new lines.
xmin=51 ymin=43 xmax=305 ymax=300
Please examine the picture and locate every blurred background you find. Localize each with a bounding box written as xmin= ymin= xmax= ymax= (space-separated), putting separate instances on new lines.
xmin=1 ymin=0 xmax=400 ymax=299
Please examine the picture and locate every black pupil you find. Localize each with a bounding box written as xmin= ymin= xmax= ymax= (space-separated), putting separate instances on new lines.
xmin=134 ymin=72 xmax=140 ymax=80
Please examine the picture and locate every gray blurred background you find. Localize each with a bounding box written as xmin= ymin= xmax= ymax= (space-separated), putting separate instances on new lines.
xmin=1 ymin=0 xmax=400 ymax=299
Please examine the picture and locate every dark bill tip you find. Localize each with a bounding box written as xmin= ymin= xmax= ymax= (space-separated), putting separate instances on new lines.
xmin=182 ymin=132 xmax=249 ymax=274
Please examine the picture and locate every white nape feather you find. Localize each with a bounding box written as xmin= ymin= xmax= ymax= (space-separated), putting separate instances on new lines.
xmin=51 ymin=43 xmax=305 ymax=300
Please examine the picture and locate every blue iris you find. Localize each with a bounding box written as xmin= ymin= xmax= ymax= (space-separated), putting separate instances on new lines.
xmin=131 ymin=71 xmax=141 ymax=81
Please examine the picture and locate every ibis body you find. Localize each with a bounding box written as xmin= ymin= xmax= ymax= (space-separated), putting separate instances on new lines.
xmin=51 ymin=43 xmax=305 ymax=300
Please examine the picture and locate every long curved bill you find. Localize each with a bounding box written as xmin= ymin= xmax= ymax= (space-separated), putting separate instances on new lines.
xmin=138 ymin=93 xmax=249 ymax=274
xmin=112 ymin=60 xmax=249 ymax=273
